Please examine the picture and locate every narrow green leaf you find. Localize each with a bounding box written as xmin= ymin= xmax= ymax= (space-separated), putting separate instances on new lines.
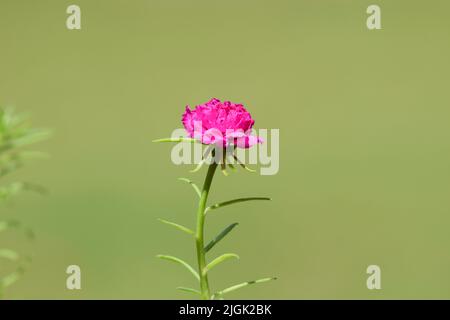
xmin=213 ymin=277 xmax=277 ymax=298
xmin=0 ymin=249 xmax=19 ymax=261
xmin=156 ymin=255 xmax=200 ymax=281
xmin=204 ymin=223 xmax=239 ymax=253
xmin=220 ymin=151 xmax=229 ymax=176
xmin=190 ymin=158 xmax=206 ymax=173
xmin=153 ymin=137 xmax=198 ymax=143
xmin=157 ymin=218 xmax=194 ymax=235
xmin=233 ymin=155 xmax=256 ymax=172
xmin=176 ymin=287 xmax=201 ymax=295
xmin=13 ymin=130 xmax=51 ymax=148
xmin=203 ymin=253 xmax=239 ymax=275
xmin=220 ymin=163 xmax=229 ymax=176
xmin=190 ymin=145 xmax=214 ymax=173
xmin=0 ymin=130 xmax=50 ymax=154
xmin=0 ymin=182 xmax=47 ymax=202
xmin=206 ymin=197 xmax=271 ymax=213
xmin=0 ymin=182 xmax=25 ymax=200
xmin=0 ymin=151 xmax=48 ymax=178
xmin=178 ymin=178 xmax=201 ymax=198
xmin=1 ymin=268 xmax=25 ymax=288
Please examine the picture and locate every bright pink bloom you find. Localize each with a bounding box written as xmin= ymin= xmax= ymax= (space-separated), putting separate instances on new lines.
xmin=182 ymin=98 xmax=262 ymax=148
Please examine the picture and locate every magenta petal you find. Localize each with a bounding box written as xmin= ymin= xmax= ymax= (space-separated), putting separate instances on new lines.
xmin=235 ymin=135 xmax=263 ymax=149
xmin=181 ymin=106 xmax=194 ymax=137
xmin=181 ymin=98 xmax=262 ymax=148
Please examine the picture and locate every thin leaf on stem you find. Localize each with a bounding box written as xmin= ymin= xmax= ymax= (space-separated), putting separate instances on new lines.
xmin=178 ymin=178 xmax=201 ymax=198
xmin=152 ymin=137 xmax=198 ymax=143
xmin=190 ymin=158 xmax=206 ymax=173
xmin=190 ymin=145 xmax=213 ymax=173
xmin=205 ymin=197 xmax=271 ymax=214
xmin=156 ymin=255 xmax=200 ymax=281
xmin=220 ymin=163 xmax=229 ymax=176
xmin=233 ymin=155 xmax=256 ymax=173
xmin=203 ymin=253 xmax=239 ymax=275
xmin=213 ymin=277 xmax=277 ymax=298
xmin=204 ymin=223 xmax=239 ymax=253
xmin=157 ymin=218 xmax=194 ymax=235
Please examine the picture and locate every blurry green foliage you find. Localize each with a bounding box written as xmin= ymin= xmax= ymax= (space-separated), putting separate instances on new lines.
xmin=0 ymin=107 xmax=50 ymax=298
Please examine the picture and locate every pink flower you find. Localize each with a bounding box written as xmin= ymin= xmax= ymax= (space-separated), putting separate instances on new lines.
xmin=182 ymin=98 xmax=263 ymax=148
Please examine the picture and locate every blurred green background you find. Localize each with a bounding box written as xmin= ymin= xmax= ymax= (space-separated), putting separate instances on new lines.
xmin=1 ymin=0 xmax=450 ymax=299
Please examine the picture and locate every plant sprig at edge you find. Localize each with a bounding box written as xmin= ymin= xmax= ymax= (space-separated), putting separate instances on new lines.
xmin=0 ymin=107 xmax=50 ymax=298
xmin=154 ymin=98 xmax=276 ymax=300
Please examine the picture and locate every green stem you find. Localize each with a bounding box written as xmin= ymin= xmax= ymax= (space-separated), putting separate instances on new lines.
xmin=196 ymin=162 xmax=218 ymax=300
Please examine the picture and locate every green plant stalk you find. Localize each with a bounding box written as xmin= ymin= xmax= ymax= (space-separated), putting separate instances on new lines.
xmin=195 ymin=162 xmax=218 ymax=300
